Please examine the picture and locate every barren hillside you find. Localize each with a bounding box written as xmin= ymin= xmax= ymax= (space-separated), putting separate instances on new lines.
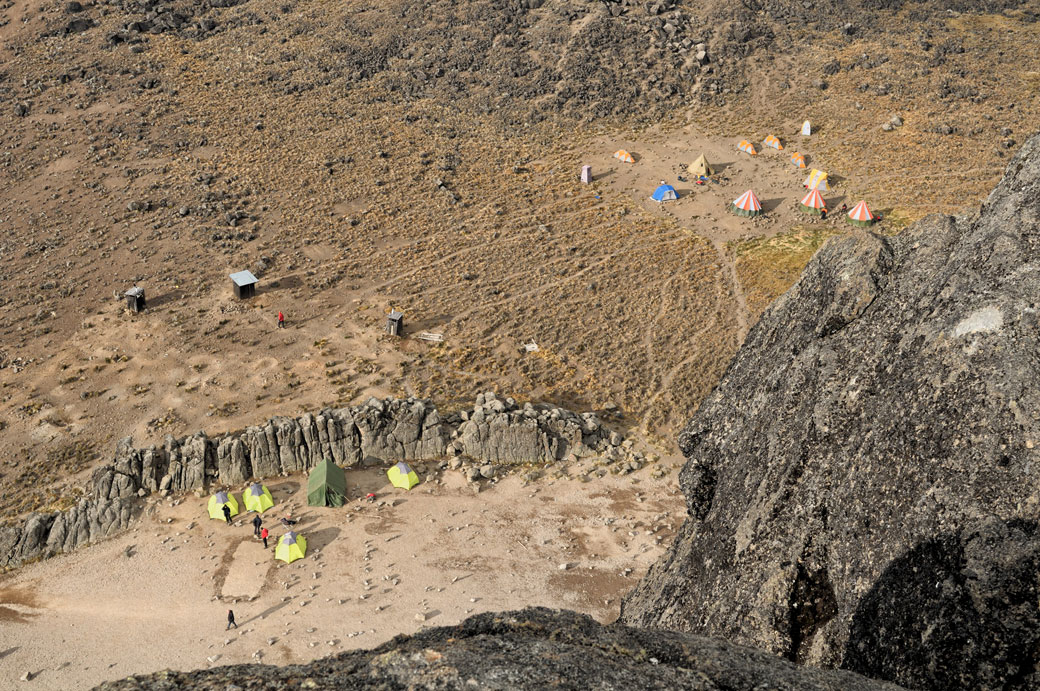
xmin=0 ymin=0 xmax=1037 ymax=520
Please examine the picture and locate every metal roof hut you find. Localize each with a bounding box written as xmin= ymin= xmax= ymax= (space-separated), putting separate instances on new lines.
xmin=125 ymin=286 xmax=146 ymax=313
xmin=230 ymin=270 xmax=258 ymax=299
xmin=386 ymin=310 xmax=403 ymax=336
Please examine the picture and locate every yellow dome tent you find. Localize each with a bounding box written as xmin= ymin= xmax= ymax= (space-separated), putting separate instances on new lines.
xmin=207 ymin=490 xmax=239 ymax=521
xmin=275 ymin=531 xmax=307 ymax=564
xmin=688 ymin=154 xmax=714 ymax=177
xmin=803 ymin=169 xmax=830 ymax=191
xmin=243 ymin=482 xmax=275 ymax=513
xmin=387 ymin=461 xmax=420 ymax=490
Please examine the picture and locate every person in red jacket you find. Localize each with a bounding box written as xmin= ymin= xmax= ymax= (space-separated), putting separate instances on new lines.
xmin=260 ymin=527 xmax=269 ymax=549
xmin=277 ymin=311 xmax=285 ymax=328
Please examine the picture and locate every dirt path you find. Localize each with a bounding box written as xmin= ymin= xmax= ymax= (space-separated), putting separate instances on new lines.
xmin=712 ymin=239 xmax=750 ymax=344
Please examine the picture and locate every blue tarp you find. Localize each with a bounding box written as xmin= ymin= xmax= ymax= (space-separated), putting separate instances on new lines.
xmin=651 ymin=184 xmax=678 ymax=202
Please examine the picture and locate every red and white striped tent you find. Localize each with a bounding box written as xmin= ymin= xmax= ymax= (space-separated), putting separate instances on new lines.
xmin=731 ymin=189 xmax=763 ymax=217
xmin=763 ymin=135 xmax=783 ymax=150
xmin=799 ymin=188 xmax=826 ymax=214
xmin=737 ymin=139 xmax=757 ymax=155
xmin=790 ymin=152 xmax=806 ymax=168
xmin=847 ymin=200 xmax=875 ymax=226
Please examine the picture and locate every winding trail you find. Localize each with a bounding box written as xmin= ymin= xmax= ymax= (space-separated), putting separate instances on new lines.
xmin=712 ymin=238 xmax=749 ymax=345
xmin=637 ymin=240 xmax=731 ymax=433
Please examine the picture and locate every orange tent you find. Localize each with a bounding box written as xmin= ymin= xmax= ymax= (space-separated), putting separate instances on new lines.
xmin=790 ymin=152 xmax=806 ymax=168
xmin=799 ymin=188 xmax=826 ymax=215
xmin=737 ymin=140 xmax=757 ymax=155
xmin=762 ymin=135 xmax=783 ymax=150
xmin=731 ymin=189 xmax=763 ymax=217
xmin=613 ymin=150 xmax=635 ymax=163
xmin=848 ymin=200 xmax=875 ymax=226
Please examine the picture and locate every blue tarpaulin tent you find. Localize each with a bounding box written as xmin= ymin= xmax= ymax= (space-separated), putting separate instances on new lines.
xmin=651 ymin=184 xmax=678 ymax=202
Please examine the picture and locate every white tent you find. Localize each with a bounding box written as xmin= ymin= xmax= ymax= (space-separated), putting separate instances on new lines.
xmin=801 ymin=120 xmax=812 ymax=136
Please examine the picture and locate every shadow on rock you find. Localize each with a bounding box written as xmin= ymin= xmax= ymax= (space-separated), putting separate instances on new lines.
xmin=842 ymin=518 xmax=1040 ymax=690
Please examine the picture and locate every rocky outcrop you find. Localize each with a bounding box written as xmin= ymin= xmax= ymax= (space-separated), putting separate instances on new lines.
xmin=0 ymin=497 xmax=135 ymax=570
xmin=1 ymin=394 xmax=621 ymax=570
xmin=450 ymin=392 xmax=611 ymax=464
xmin=94 ymin=608 xmax=902 ymax=690
xmin=621 ymin=132 xmax=1040 ymax=690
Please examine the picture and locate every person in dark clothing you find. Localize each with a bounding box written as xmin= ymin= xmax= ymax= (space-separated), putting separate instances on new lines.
xmin=252 ymin=514 xmax=262 ymax=537
xmin=260 ymin=527 xmax=269 ymax=549
xmin=227 ymin=609 xmax=238 ymax=630
xmin=820 ymin=208 xmax=828 ymax=220
xmin=222 ymin=504 xmax=232 ymax=525
xmin=840 ymin=203 xmax=848 ymax=214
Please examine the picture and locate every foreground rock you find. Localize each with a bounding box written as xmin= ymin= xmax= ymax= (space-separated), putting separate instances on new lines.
xmin=1 ymin=394 xmax=628 ymax=570
xmin=622 ymin=133 xmax=1040 ymax=690
xmin=94 ymin=608 xmax=901 ymax=690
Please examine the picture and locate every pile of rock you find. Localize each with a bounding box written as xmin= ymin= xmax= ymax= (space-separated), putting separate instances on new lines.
xmin=448 ymin=392 xmax=611 ymax=465
xmin=442 ymin=393 xmax=652 ymax=483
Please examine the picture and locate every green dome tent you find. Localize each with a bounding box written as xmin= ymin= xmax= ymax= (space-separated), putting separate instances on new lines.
xmin=307 ymin=459 xmax=347 ymax=507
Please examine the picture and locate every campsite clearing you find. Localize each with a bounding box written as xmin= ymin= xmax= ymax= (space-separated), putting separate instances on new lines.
xmin=0 ymin=464 xmax=683 ymax=691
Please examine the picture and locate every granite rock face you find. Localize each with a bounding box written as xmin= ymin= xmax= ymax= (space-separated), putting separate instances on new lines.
xmin=1 ymin=395 xmax=619 ymax=570
xmin=621 ymin=133 xmax=1040 ymax=689
xmin=94 ymin=608 xmax=902 ymax=690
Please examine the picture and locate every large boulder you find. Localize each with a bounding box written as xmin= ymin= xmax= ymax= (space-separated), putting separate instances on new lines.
xmin=93 ymin=608 xmax=901 ymax=690
xmin=621 ymin=133 xmax=1040 ymax=689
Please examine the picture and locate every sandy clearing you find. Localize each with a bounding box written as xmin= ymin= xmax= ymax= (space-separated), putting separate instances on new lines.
xmin=0 ymin=463 xmax=684 ymax=689
xmin=591 ymin=131 xmax=844 ymax=244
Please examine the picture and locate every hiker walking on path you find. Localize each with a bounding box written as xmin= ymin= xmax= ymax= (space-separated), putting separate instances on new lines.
xmin=222 ymin=504 xmax=232 ymax=525
xmin=227 ymin=609 xmax=238 ymax=630
xmin=252 ymin=514 xmax=263 ymax=537
xmin=277 ymin=311 xmax=285 ymax=328
xmin=261 ymin=527 xmax=269 ymax=549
